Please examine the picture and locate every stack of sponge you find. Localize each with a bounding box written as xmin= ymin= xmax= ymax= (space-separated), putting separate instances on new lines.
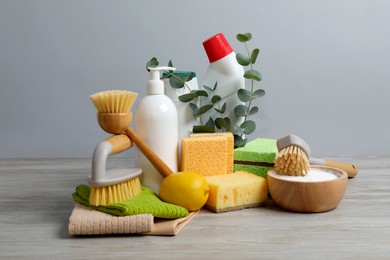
xmin=180 ymin=133 xmax=271 ymax=213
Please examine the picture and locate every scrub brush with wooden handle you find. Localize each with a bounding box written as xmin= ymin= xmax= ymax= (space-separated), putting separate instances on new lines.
xmin=91 ymin=90 xmax=173 ymax=179
xmin=274 ymin=135 xmax=310 ymax=176
xmin=91 ymin=90 xmax=174 ymax=179
xmin=274 ymin=134 xmax=358 ymax=178
xmin=89 ymin=90 xmax=142 ymax=206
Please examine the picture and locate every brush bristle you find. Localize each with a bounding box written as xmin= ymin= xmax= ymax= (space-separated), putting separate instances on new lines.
xmin=90 ymin=90 xmax=138 ymax=113
xmin=89 ymin=177 xmax=141 ymax=206
xmin=274 ymin=145 xmax=310 ymax=176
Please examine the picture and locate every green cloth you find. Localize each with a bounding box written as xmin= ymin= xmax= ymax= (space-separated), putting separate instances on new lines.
xmin=234 ymin=138 xmax=278 ymax=178
xmin=72 ymin=185 xmax=188 ymax=219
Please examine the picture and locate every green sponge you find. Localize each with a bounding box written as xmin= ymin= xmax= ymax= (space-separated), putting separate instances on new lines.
xmin=72 ymin=185 xmax=189 ymax=219
xmin=234 ymin=138 xmax=278 ymax=178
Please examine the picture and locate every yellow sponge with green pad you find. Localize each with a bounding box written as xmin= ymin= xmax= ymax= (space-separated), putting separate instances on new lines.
xmin=234 ymin=138 xmax=278 ymax=178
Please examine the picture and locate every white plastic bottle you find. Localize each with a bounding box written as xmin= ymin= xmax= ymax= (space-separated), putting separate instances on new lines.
xmin=201 ymin=33 xmax=245 ymax=132
xmin=134 ymin=66 xmax=179 ymax=194
xmin=163 ymin=71 xmax=199 ymax=169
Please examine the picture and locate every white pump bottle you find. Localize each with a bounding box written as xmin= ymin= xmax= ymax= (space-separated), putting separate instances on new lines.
xmin=134 ymin=66 xmax=179 ymax=194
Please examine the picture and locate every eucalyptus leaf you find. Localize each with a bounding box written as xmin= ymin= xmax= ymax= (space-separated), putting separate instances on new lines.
xmin=193 ymin=125 xmax=215 ymax=133
xmin=236 ymin=53 xmax=251 ymax=66
xmin=215 ymin=117 xmax=226 ymax=129
xmin=214 ymin=108 xmax=223 ymax=114
xmin=146 ymin=57 xmax=159 ymax=71
xmin=178 ymin=73 xmax=188 ymax=81
xmin=240 ymin=120 xmax=256 ymax=135
xmin=195 ymin=90 xmax=208 ymax=97
xmin=220 ymin=102 xmax=226 ymax=113
xmin=237 ymin=89 xmax=251 ymax=102
xmin=185 ymin=72 xmax=195 ymax=82
xmin=236 ymin=33 xmax=252 ymax=42
xmin=179 ymin=93 xmax=198 ymax=102
xmin=234 ymin=104 xmax=248 ymax=117
xmin=211 ymin=95 xmax=221 ymax=104
xmin=248 ymin=106 xmax=259 ymax=115
xmin=252 ymin=89 xmax=265 ymax=99
xmin=223 ymin=117 xmax=231 ymax=130
xmin=189 ymin=102 xmax=199 ymax=116
xmin=169 ymin=76 xmax=185 ymax=89
xmin=251 ymin=49 xmax=260 ymax=64
xmin=243 ymin=70 xmax=262 ymax=81
xmin=168 ymin=60 xmax=173 ymax=67
xmin=212 ymin=82 xmax=218 ymax=91
xmin=234 ymin=135 xmax=248 ymax=148
xmin=205 ymin=117 xmax=215 ymax=129
xmin=214 ymin=117 xmax=230 ymax=130
xmin=198 ymin=104 xmax=213 ymax=115
xmin=203 ymin=85 xmax=213 ymax=93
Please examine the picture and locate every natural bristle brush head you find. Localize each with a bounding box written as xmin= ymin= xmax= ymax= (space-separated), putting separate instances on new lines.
xmin=274 ymin=134 xmax=311 ymax=176
xmin=90 ymin=90 xmax=138 ymax=134
xmin=90 ymin=90 xmax=138 ymax=113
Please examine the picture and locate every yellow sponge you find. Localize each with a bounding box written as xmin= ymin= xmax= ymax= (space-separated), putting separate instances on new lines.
xmin=181 ymin=133 xmax=233 ymax=176
xmin=190 ymin=132 xmax=234 ymax=173
xmin=205 ymin=171 xmax=268 ymax=213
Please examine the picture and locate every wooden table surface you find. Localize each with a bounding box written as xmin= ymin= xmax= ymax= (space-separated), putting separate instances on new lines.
xmin=0 ymin=157 xmax=389 ymax=259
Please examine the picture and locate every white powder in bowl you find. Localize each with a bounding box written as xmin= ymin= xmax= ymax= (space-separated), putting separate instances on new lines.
xmin=274 ymin=168 xmax=339 ymax=182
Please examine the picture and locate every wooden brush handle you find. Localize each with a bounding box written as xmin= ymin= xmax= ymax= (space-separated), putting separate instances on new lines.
xmin=105 ymin=134 xmax=133 ymax=155
xmin=324 ymin=160 xmax=358 ymax=178
xmin=125 ymin=127 xmax=173 ymax=178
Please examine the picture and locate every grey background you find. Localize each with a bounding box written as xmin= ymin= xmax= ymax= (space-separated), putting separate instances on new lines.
xmin=1 ymin=0 xmax=389 ymax=158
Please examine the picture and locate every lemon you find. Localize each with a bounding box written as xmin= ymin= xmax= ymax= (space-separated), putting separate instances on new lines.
xmin=159 ymin=172 xmax=210 ymax=211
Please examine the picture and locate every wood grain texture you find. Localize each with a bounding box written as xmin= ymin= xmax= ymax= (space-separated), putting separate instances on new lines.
xmin=0 ymin=157 xmax=389 ymax=259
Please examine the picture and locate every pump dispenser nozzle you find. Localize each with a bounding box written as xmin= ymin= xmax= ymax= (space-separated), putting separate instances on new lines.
xmin=147 ymin=66 xmax=176 ymax=95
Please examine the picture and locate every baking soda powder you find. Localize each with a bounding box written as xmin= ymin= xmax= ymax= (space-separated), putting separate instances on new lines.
xmin=275 ymin=168 xmax=339 ymax=182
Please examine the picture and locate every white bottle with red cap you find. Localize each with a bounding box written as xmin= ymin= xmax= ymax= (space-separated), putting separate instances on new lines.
xmin=201 ymin=33 xmax=245 ymax=132
xmin=134 ymin=66 xmax=178 ymax=194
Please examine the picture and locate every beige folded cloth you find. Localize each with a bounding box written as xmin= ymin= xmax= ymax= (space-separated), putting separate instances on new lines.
xmin=144 ymin=209 xmax=198 ymax=236
xmin=69 ymin=204 xmax=198 ymax=236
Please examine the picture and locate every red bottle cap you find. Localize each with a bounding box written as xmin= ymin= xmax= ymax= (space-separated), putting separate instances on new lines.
xmin=203 ymin=33 xmax=233 ymax=63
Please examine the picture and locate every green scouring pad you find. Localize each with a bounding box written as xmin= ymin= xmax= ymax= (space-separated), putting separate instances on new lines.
xmin=234 ymin=138 xmax=278 ymax=178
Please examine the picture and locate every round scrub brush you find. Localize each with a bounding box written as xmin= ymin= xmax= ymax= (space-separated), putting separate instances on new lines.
xmin=274 ymin=135 xmax=310 ymax=176
xmin=89 ymin=90 xmax=141 ymax=206
xmin=274 ymin=134 xmax=358 ymax=178
xmin=90 ymin=90 xmax=138 ymax=134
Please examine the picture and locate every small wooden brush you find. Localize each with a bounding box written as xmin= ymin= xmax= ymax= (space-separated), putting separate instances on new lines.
xmin=89 ymin=90 xmax=141 ymax=206
xmin=274 ymin=134 xmax=358 ymax=178
xmin=92 ymin=91 xmax=174 ymax=179
xmin=274 ymin=135 xmax=311 ymax=176
xmin=274 ymin=145 xmax=310 ymax=176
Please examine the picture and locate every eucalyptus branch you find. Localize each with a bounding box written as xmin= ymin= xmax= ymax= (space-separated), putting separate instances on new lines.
xmin=234 ymin=33 xmax=265 ymax=147
xmin=145 ymin=32 xmax=266 ymax=148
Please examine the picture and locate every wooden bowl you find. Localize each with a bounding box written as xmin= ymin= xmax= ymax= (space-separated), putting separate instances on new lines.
xmin=267 ymin=165 xmax=348 ymax=213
